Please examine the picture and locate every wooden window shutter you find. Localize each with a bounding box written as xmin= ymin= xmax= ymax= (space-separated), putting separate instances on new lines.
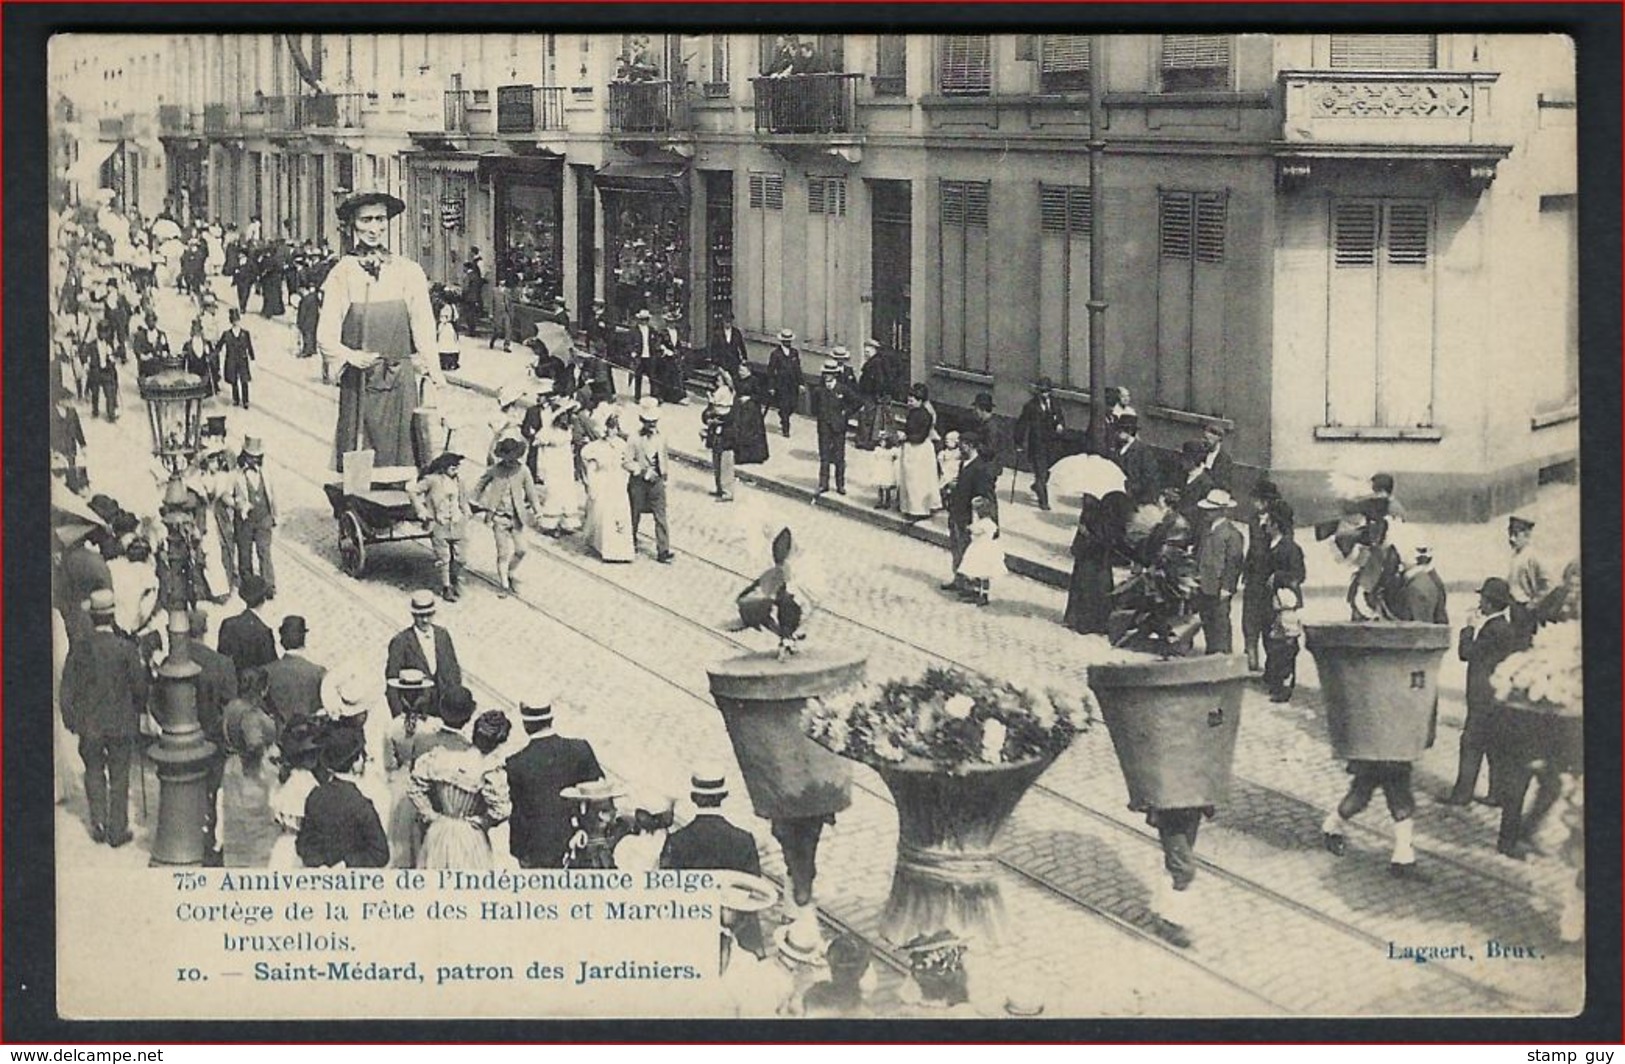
xmin=1041 ymin=35 xmax=1091 ymax=74
xmin=808 ymin=176 xmax=826 ymax=216
xmin=1195 ymin=193 xmax=1226 ymax=264
xmin=1333 ymin=201 xmax=1379 ymax=268
xmin=964 ymin=181 xmax=989 ymax=228
xmin=1385 ymin=203 xmax=1431 ymax=266
xmin=1162 ymin=34 xmax=1229 ymax=70
xmin=1159 ymin=191 xmax=1194 ymax=260
xmin=941 ymin=180 xmax=966 ymax=227
xmin=1041 ymin=185 xmax=1091 ymax=236
xmin=1329 ymin=34 xmax=1437 ymax=70
xmin=939 ymin=36 xmax=992 ymax=95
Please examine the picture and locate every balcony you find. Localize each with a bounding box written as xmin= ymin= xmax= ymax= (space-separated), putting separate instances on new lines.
xmin=607 ymin=80 xmax=690 ymax=136
xmin=263 ymin=94 xmax=298 ymax=134
xmin=301 ymin=92 xmax=365 ymax=131
xmin=158 ymin=105 xmax=193 ymax=135
xmin=496 ymin=84 xmax=568 ymax=135
xmin=1279 ymin=70 xmax=1501 ymax=150
xmin=441 ymin=90 xmax=495 ymax=135
xmin=202 ymin=104 xmax=231 ymax=135
xmin=751 ymin=73 xmax=863 ymax=135
xmin=97 ymin=116 xmax=125 ymax=141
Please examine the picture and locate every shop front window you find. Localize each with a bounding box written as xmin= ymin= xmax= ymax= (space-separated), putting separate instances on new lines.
xmin=606 ymin=196 xmax=690 ymax=326
xmin=500 ymin=182 xmax=563 ymax=308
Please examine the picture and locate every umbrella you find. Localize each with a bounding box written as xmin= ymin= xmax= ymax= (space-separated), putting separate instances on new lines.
xmin=54 ymin=521 xmax=98 ymax=549
xmin=150 ymin=218 xmax=182 ymax=243
xmin=1046 ymin=453 xmax=1127 ymax=502
xmin=527 ymin=321 xmax=573 ymax=358
xmin=52 ymin=481 xmax=109 ymax=529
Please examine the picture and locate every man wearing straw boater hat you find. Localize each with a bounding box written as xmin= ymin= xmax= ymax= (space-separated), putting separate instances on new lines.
xmin=811 ymin=358 xmax=857 ymax=496
xmin=765 ymin=329 xmax=803 ymax=438
xmin=320 ymin=188 xmax=447 ymax=473
xmin=505 ymin=694 xmax=604 ymax=869
xmin=384 ymin=590 xmax=462 ymax=718
xmin=661 ymin=769 xmax=764 ymax=955
xmin=1193 ymin=488 xmax=1246 ymax=655
xmin=624 ymin=398 xmax=674 ymax=563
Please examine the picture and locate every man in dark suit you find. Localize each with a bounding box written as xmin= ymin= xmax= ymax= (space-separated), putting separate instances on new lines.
xmin=57 ymin=531 xmax=113 ymax=649
xmin=710 ymin=316 xmax=748 ymax=381
xmin=263 ymin=615 xmax=326 ymax=727
xmin=1193 ymin=490 xmax=1246 ymax=655
xmin=1240 ymin=480 xmax=1281 ymax=673
xmin=765 ymin=330 xmax=802 ymax=437
xmin=942 ymin=432 xmax=1002 ymax=593
xmin=1176 ymin=440 xmax=1218 ymax=535
xmin=384 ymin=590 xmax=462 ymax=718
xmin=660 ymin=771 xmax=764 ymax=956
xmin=218 ymin=309 xmax=256 ymax=409
xmin=296 ymin=727 xmax=390 ymax=868
xmin=506 ymin=699 xmax=603 ymax=869
xmin=1444 ymin=578 xmax=1528 ymax=816
xmin=216 ymin=573 xmax=278 ymax=681
xmin=1200 ymin=423 xmax=1235 ymax=492
xmin=1113 ymin=413 xmax=1158 ymax=505
xmin=1014 ymin=377 xmax=1067 ymax=511
xmin=811 ymin=361 xmax=858 ymax=496
xmin=623 ymin=309 xmax=666 ymax=402
xmin=58 ymin=590 xmax=150 ymax=847
xmin=187 ymin=608 xmax=240 ymax=860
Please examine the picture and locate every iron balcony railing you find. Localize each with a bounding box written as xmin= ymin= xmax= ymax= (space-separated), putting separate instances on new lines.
xmin=496 ymin=84 xmax=568 ymax=134
xmin=158 ymin=105 xmax=193 ymax=134
xmin=751 ymin=72 xmax=864 ymax=135
xmin=98 ymin=116 xmax=126 ymax=140
xmin=202 ymin=104 xmax=231 ymax=134
xmin=301 ymin=92 xmax=366 ymax=130
xmin=608 ymin=79 xmax=690 ymax=134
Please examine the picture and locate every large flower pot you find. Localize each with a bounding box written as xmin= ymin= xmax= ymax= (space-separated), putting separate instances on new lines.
xmin=706 ymin=652 xmax=863 ymax=821
xmin=1089 ymin=655 xmax=1248 ymax=810
xmin=871 ymin=756 xmax=1056 ymax=947
xmin=1303 ymin=623 xmax=1451 ymax=762
xmin=1497 ymin=699 xmax=1584 ymax=775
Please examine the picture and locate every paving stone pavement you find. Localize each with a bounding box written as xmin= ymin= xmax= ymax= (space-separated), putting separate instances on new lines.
xmin=55 ymin=282 xmax=1583 ymax=1018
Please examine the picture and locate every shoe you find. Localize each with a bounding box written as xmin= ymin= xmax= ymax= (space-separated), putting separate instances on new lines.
xmin=815 ymin=487 xmax=828 ymax=496
xmin=1437 ymin=793 xmax=1473 ymax=807
xmin=508 ymin=575 xmax=522 ymax=594
xmin=1389 ymin=862 xmax=1427 ymax=881
xmin=106 ymin=831 xmax=134 ymax=849
xmin=1322 ymin=833 xmax=1347 ymax=856
xmin=1152 ymin=917 xmax=1192 ymax=949
xmin=1473 ymin=795 xmax=1500 ymax=808
xmin=442 ymin=585 xmax=456 ymax=603
xmin=496 ymin=583 xmax=511 ymax=598
xmin=656 ymin=552 xmax=675 ymax=564
xmin=204 ymin=847 xmax=225 ymax=867
xmin=940 ymin=580 xmax=962 ymax=592
xmin=1269 ymin=693 xmax=1292 ymax=703
xmin=1038 ymin=503 xmax=1051 ymax=511
xmin=89 ymin=823 xmax=105 ymax=844
xmin=1245 ymin=652 xmax=1261 ymax=673
xmin=1497 ymin=842 xmax=1531 ymax=862
xmin=836 ymin=487 xmax=847 ymax=495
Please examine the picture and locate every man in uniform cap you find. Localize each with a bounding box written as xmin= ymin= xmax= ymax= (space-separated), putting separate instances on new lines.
xmin=1014 ymin=376 xmax=1067 ymax=511
xmin=385 ymin=590 xmax=462 ymax=718
xmin=505 ymin=695 xmax=604 ymax=869
xmin=811 ymin=359 xmax=858 ymax=495
xmin=1506 ymin=515 xmax=1552 ymax=628
xmin=58 ymin=588 xmax=150 ymax=847
xmin=1443 ymin=577 xmax=1527 ymax=822
xmin=263 ymin=615 xmax=326 ymax=727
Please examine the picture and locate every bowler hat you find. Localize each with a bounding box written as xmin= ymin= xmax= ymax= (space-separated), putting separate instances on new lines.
xmin=1476 ymin=577 xmax=1514 ymax=608
xmin=278 ymin=615 xmax=308 ymax=642
xmin=409 ymin=589 xmax=438 ymax=614
xmin=1508 ymin=515 xmax=1536 ymax=534
xmin=1034 ymin=376 xmax=1054 ymax=393
xmin=336 ymin=190 xmax=406 ymax=222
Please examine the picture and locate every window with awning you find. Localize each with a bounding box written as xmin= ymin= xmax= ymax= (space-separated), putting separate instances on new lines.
xmin=1040 ymin=35 xmax=1091 ymax=93
xmin=1160 ymin=34 xmax=1232 ymax=92
xmin=1329 ymin=34 xmax=1438 ymax=70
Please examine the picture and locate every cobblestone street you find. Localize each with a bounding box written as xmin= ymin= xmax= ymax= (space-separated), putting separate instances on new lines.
xmin=52 ymin=282 xmax=1585 ymax=1019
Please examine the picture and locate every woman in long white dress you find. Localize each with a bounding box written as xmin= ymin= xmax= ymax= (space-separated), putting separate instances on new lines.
xmin=533 ymin=404 xmax=584 ymax=535
xmin=581 ymin=413 xmax=635 ymax=563
xmin=896 ymin=386 xmax=942 ymax=518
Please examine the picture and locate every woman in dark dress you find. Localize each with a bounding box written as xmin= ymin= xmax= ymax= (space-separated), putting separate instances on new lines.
xmin=258 ymin=244 xmax=286 ymax=317
xmin=1065 ymin=492 xmax=1129 ymax=635
xmin=732 ymin=361 xmax=771 ymax=466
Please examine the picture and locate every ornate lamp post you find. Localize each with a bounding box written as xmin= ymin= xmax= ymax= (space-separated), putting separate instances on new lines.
xmin=138 ymin=359 xmax=217 ymax=866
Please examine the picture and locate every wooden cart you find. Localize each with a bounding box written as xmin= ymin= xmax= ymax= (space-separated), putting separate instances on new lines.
xmin=321 ymin=482 xmax=431 ymax=578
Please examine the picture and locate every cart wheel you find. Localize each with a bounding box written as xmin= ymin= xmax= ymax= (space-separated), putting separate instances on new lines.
xmin=338 ymin=510 xmax=368 ymax=577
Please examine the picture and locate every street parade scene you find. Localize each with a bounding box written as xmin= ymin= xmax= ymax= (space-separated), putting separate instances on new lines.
xmin=46 ymin=31 xmax=1587 ymax=1021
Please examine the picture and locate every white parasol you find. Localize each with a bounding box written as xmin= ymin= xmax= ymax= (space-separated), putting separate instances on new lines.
xmin=1046 ymin=453 xmax=1128 ymax=502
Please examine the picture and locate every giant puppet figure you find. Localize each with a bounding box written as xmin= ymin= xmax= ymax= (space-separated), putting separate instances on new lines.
xmin=319 ymin=190 xmax=446 ymax=472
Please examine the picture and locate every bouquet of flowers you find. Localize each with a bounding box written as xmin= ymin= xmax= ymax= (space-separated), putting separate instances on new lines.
xmin=1491 ymin=620 xmax=1583 ymax=712
xmin=803 ymin=665 xmax=1092 ymax=772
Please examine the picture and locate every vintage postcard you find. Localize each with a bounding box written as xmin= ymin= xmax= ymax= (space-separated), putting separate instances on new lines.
xmin=46 ymin=28 xmax=1585 ymax=1022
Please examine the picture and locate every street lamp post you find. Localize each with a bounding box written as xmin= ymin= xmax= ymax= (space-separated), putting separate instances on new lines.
xmin=1086 ymin=34 xmax=1110 ymax=456
xmin=138 ymin=359 xmax=217 ymax=866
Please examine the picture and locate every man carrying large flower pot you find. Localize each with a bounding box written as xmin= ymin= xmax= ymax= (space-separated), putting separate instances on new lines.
xmin=1089 ymin=491 xmax=1250 ymax=950
xmin=1308 ymin=519 xmax=1453 ymax=881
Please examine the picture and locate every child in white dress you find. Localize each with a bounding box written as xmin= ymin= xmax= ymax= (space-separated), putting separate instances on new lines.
xmin=869 ymin=430 xmax=899 ymax=510
xmin=955 ymin=495 xmax=1004 ymax=607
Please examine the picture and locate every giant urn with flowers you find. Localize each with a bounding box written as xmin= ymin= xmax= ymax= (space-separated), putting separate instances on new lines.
xmin=804 ymin=667 xmax=1089 ymax=945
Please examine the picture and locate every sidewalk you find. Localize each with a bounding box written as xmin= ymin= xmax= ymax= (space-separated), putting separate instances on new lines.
xmin=441 ymin=336 xmax=1578 ymax=611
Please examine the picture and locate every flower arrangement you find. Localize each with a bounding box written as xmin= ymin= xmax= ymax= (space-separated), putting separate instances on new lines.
xmin=1109 ymin=499 xmax=1203 ymax=656
xmin=803 ymin=666 xmax=1092 ymax=772
xmin=1491 ymin=620 xmax=1583 ymax=712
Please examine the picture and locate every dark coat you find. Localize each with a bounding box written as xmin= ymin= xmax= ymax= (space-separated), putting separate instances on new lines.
xmin=59 ymin=626 xmax=151 ymax=739
xmin=711 ymin=328 xmax=748 ymax=379
xmin=658 ymin=812 xmax=762 ymax=874
xmin=1204 ymin=447 xmax=1236 ymax=492
xmin=385 ymin=625 xmax=463 ymax=718
xmin=218 ymin=328 xmax=255 ymax=384
xmin=811 ymin=382 xmax=857 ymax=451
xmin=1459 ymin=613 xmax=1524 ymax=713
xmin=1115 ymin=439 xmax=1159 ymax=505
xmin=765 ymin=345 xmax=803 ymax=412
xmin=506 ymin=734 xmax=603 ymax=868
xmin=190 ymin=640 xmax=240 ymax=749
xmin=1393 ymin=569 xmax=1449 ymax=625
xmin=1195 ymin=519 xmax=1246 ymax=598
xmin=948 ymin=454 xmax=1003 ymax=528
xmin=1014 ymin=395 xmax=1067 ymax=464
xmin=217 ymin=609 xmax=278 ymax=679
xmin=1264 ymin=534 xmax=1307 ymax=592
xmin=264 ymin=652 xmax=327 ymax=727
xmin=903 ymin=405 xmax=934 ymax=446
xmin=296 ymin=778 xmax=390 ymax=868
